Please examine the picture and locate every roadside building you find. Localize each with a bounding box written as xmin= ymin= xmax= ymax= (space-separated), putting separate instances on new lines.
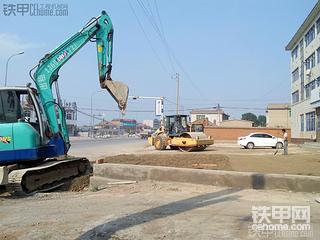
xmin=143 ymin=120 xmax=154 ymax=128
xmin=95 ymin=120 xmax=117 ymax=136
xmin=62 ymin=101 xmax=78 ymax=136
xmin=153 ymin=118 xmax=160 ymax=130
xmin=286 ymin=2 xmax=320 ymax=142
xmin=220 ymin=119 xmax=254 ymax=128
xmin=190 ymin=108 xmax=229 ymax=126
xmin=266 ymin=104 xmax=291 ymax=129
xmin=192 ymin=118 xmax=215 ymax=127
xmin=111 ymin=118 xmax=137 ymax=133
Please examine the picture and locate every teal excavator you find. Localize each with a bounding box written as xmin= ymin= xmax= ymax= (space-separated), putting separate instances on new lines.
xmin=0 ymin=11 xmax=129 ymax=194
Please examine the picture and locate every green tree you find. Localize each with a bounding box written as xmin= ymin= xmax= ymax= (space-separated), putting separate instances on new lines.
xmin=258 ymin=115 xmax=266 ymax=127
xmin=241 ymin=112 xmax=258 ymax=126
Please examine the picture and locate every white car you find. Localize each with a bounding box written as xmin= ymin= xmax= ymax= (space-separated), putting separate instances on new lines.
xmin=237 ymin=132 xmax=284 ymax=149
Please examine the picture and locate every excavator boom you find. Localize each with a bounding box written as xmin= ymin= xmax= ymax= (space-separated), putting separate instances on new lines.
xmin=33 ymin=11 xmax=128 ymax=155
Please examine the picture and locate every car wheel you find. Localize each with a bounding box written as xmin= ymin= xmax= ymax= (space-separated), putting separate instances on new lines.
xmin=275 ymin=142 xmax=283 ymax=149
xmin=246 ymin=142 xmax=254 ymax=149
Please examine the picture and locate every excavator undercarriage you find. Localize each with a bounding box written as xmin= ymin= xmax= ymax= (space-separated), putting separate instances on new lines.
xmin=1 ymin=158 xmax=92 ymax=195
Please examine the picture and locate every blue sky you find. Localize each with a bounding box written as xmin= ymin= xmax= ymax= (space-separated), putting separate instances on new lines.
xmin=0 ymin=0 xmax=317 ymax=124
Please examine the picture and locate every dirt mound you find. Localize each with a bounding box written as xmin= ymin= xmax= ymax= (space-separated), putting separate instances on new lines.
xmin=98 ymin=153 xmax=232 ymax=171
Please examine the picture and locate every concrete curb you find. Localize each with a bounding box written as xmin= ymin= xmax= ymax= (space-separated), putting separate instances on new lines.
xmin=94 ymin=163 xmax=320 ymax=193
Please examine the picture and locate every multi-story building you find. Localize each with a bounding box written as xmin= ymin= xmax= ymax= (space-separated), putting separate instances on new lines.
xmin=62 ymin=101 xmax=78 ymax=136
xmin=190 ymin=108 xmax=229 ymax=126
xmin=266 ymin=104 xmax=291 ymax=129
xmin=286 ymin=2 xmax=320 ymax=141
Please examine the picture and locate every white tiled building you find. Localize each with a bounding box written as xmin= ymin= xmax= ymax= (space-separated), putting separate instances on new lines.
xmin=190 ymin=108 xmax=229 ymax=126
xmin=286 ymin=2 xmax=320 ymax=141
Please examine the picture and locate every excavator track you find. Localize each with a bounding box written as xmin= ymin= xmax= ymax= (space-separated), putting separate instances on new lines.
xmin=6 ymin=158 xmax=92 ymax=195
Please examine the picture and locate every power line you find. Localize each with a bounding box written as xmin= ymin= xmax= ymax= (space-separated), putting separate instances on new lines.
xmin=127 ymin=0 xmax=170 ymax=75
xmin=154 ymin=0 xmax=165 ymax=38
xmin=136 ymin=0 xmax=176 ymax=73
xmin=78 ymin=105 xmax=266 ymax=113
xmin=77 ymin=109 xmax=105 ymax=121
xmin=134 ymin=0 xmax=207 ymax=100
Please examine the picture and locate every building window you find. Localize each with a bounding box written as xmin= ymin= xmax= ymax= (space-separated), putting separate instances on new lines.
xmin=24 ymin=109 xmax=31 ymax=118
xmin=292 ymin=68 xmax=299 ymax=82
xmin=306 ymin=112 xmax=315 ymax=131
xmin=292 ymin=90 xmax=299 ymax=104
xmin=305 ymin=80 xmax=316 ymax=98
xmin=196 ymin=114 xmax=205 ymax=120
xmin=300 ymin=114 xmax=304 ymax=132
xmin=317 ymin=77 xmax=320 ymax=87
xmin=66 ymin=112 xmax=72 ymax=120
xmin=291 ymin=46 xmax=298 ymax=61
xmin=317 ymin=17 xmax=320 ymax=34
xmin=317 ymin=48 xmax=320 ymax=64
xmin=305 ymin=53 xmax=315 ymax=70
xmin=305 ymin=25 xmax=315 ymax=47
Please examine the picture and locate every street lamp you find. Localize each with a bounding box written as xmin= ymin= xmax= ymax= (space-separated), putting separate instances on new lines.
xmin=4 ymin=51 xmax=24 ymax=87
xmin=90 ymin=90 xmax=103 ymax=137
xmin=129 ymin=95 xmax=165 ymax=129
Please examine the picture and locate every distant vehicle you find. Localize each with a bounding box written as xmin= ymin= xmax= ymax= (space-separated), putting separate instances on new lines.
xmin=140 ymin=131 xmax=152 ymax=139
xmin=237 ymin=132 xmax=284 ymax=149
xmin=102 ymin=134 xmax=111 ymax=138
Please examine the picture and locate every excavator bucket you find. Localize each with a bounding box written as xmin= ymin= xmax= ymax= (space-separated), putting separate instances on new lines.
xmin=101 ymin=79 xmax=129 ymax=113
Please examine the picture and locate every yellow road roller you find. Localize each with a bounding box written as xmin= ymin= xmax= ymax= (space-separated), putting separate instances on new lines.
xmin=148 ymin=115 xmax=214 ymax=152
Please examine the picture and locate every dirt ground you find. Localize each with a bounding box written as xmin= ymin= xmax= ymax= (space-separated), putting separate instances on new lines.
xmin=98 ymin=143 xmax=320 ymax=176
xmin=1 ymin=177 xmax=320 ymax=240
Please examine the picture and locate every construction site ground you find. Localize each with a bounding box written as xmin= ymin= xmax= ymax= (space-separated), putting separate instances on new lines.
xmin=94 ymin=140 xmax=320 ymax=177
xmin=1 ymin=177 xmax=320 ymax=240
xmin=1 ymin=138 xmax=320 ymax=239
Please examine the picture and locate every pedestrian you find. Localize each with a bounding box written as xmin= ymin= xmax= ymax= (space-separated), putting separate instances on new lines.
xmin=282 ymin=129 xmax=288 ymax=155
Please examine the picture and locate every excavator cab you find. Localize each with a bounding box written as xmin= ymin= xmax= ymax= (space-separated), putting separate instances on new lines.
xmin=0 ymin=87 xmax=53 ymax=165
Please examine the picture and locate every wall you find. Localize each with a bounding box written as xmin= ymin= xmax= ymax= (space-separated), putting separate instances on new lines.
xmin=220 ymin=120 xmax=253 ymax=128
xmin=204 ymin=127 xmax=291 ymax=141
xmin=266 ymin=109 xmax=291 ymax=128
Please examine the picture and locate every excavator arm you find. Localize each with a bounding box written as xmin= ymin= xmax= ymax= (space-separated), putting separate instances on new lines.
xmin=32 ymin=11 xmax=128 ymax=154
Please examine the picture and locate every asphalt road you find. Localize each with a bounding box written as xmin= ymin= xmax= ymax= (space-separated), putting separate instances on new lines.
xmin=70 ymin=137 xmax=144 ymax=149
xmin=68 ymin=137 xmax=147 ymax=160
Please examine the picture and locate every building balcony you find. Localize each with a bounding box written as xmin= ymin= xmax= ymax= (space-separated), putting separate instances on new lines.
xmin=66 ymin=119 xmax=76 ymax=125
xmin=310 ymin=86 xmax=320 ymax=108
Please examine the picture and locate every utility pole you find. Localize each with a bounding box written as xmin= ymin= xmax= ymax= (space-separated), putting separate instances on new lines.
xmin=217 ymin=103 xmax=220 ymax=126
xmin=174 ymin=72 xmax=180 ymax=115
xmin=90 ymin=90 xmax=102 ymax=137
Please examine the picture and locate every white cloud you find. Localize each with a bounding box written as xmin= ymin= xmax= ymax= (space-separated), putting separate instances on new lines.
xmin=0 ymin=33 xmax=42 ymax=57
